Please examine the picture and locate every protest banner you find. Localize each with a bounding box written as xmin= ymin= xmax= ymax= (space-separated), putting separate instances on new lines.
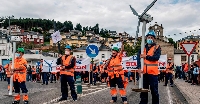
xmin=75 ymin=57 xmax=91 ymax=71
xmin=122 ymin=55 xmax=167 ymax=70
xmin=42 ymin=59 xmax=58 ymax=72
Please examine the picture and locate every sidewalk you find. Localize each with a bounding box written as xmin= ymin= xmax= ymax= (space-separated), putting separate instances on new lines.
xmin=175 ymin=79 xmax=200 ymax=104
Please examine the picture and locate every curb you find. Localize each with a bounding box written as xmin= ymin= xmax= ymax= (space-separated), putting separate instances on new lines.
xmin=174 ymin=81 xmax=191 ymax=104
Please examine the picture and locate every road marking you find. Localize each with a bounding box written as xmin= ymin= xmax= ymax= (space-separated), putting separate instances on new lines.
xmin=166 ymin=86 xmax=173 ymax=104
xmin=42 ymin=87 xmax=109 ymax=104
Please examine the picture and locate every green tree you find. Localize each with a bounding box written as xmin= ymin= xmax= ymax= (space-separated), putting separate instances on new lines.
xmin=168 ymin=38 xmax=177 ymax=48
xmin=74 ymin=23 xmax=82 ymax=31
xmin=124 ymin=43 xmax=135 ymax=56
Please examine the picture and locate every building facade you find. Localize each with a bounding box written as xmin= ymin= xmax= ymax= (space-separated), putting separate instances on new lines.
xmin=174 ymin=49 xmax=198 ymax=66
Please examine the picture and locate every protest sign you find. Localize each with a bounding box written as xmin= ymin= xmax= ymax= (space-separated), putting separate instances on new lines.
xmin=122 ymin=55 xmax=167 ymax=70
xmin=75 ymin=57 xmax=91 ymax=71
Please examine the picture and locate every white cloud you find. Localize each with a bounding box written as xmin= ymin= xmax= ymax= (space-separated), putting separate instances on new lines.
xmin=0 ymin=0 xmax=200 ymax=41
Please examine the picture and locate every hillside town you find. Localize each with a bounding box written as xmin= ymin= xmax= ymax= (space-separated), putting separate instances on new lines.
xmin=1 ymin=0 xmax=200 ymax=104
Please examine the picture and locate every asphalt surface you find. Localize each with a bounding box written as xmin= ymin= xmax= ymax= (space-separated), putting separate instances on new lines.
xmin=0 ymin=80 xmax=188 ymax=104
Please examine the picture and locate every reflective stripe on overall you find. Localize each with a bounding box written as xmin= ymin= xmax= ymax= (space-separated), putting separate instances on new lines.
xmin=60 ymin=55 xmax=75 ymax=76
xmin=143 ymin=45 xmax=159 ymax=75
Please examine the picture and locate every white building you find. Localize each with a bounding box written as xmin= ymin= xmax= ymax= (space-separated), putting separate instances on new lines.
xmin=174 ymin=49 xmax=198 ymax=66
xmin=73 ymin=37 xmax=111 ymax=62
xmin=0 ymin=31 xmax=12 ymax=66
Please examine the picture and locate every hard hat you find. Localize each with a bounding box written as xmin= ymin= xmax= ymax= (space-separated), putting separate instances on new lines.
xmin=112 ymin=47 xmax=119 ymax=52
xmin=65 ymin=45 xmax=71 ymax=50
xmin=146 ymin=30 xmax=156 ymax=38
xmin=17 ymin=48 xmax=25 ymax=53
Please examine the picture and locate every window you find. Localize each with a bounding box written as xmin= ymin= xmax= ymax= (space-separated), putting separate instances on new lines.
xmin=102 ymin=54 xmax=105 ymax=58
xmin=80 ymin=54 xmax=83 ymax=58
xmin=181 ymin=56 xmax=187 ymax=61
xmin=77 ymin=55 xmax=79 ymax=58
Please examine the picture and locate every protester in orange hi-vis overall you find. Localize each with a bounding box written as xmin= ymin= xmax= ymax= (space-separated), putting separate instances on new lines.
xmin=58 ymin=45 xmax=77 ymax=102
xmin=104 ymin=40 xmax=128 ymax=104
xmin=11 ymin=48 xmax=29 ymax=104
xmin=137 ymin=30 xmax=161 ymax=104
xmin=31 ymin=66 xmax=36 ymax=82
xmin=4 ymin=58 xmax=14 ymax=91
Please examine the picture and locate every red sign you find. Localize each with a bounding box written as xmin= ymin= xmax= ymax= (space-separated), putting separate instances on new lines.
xmin=76 ymin=65 xmax=86 ymax=69
xmin=158 ymin=62 xmax=165 ymax=66
xmin=180 ymin=42 xmax=197 ymax=56
xmin=126 ymin=62 xmax=137 ymax=66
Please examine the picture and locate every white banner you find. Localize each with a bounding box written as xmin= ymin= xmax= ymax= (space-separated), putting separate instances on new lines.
xmin=122 ymin=55 xmax=167 ymax=70
xmin=75 ymin=57 xmax=91 ymax=71
xmin=42 ymin=59 xmax=57 ymax=72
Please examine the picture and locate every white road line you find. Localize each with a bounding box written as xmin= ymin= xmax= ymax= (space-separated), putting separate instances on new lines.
xmin=166 ymin=86 xmax=173 ymax=104
xmin=43 ymin=88 xmax=109 ymax=104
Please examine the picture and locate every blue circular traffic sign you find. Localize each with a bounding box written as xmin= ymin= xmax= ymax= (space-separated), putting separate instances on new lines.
xmin=86 ymin=45 xmax=99 ymax=58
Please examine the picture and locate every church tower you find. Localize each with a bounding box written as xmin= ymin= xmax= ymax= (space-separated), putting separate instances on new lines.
xmin=148 ymin=22 xmax=164 ymax=40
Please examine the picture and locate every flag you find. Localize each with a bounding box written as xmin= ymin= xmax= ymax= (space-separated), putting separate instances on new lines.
xmin=51 ymin=31 xmax=62 ymax=43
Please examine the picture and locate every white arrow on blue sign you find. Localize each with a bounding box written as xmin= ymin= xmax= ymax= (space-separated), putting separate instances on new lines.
xmin=86 ymin=45 xmax=99 ymax=58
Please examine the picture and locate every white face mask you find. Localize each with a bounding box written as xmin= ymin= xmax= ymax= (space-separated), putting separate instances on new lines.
xmin=65 ymin=51 xmax=70 ymax=55
xmin=15 ymin=53 xmax=20 ymax=57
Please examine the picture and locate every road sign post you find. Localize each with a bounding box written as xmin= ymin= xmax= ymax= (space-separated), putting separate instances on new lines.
xmin=86 ymin=45 xmax=99 ymax=85
xmin=180 ymin=42 xmax=197 ymax=73
xmin=4 ymin=35 xmax=21 ymax=96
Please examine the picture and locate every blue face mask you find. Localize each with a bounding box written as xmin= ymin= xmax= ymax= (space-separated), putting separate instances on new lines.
xmin=15 ymin=53 xmax=20 ymax=57
xmin=146 ymin=39 xmax=153 ymax=44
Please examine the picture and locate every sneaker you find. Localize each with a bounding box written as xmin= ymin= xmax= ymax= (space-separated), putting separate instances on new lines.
xmin=24 ymin=101 xmax=29 ymax=104
xmin=123 ymin=101 xmax=128 ymax=104
xmin=12 ymin=101 xmax=20 ymax=104
xmin=110 ymin=100 xmax=116 ymax=103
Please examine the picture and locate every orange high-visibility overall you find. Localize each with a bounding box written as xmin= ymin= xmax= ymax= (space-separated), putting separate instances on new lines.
xmin=166 ymin=63 xmax=173 ymax=73
xmin=60 ymin=55 xmax=76 ymax=76
xmin=143 ymin=45 xmax=159 ymax=75
xmin=13 ymin=57 xmax=28 ymax=101
xmin=4 ymin=63 xmax=13 ymax=90
xmin=107 ymin=53 xmax=127 ymax=102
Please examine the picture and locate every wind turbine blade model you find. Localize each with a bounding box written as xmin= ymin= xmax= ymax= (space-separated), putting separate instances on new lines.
xmin=129 ymin=5 xmax=139 ymax=16
xmin=140 ymin=0 xmax=157 ymax=18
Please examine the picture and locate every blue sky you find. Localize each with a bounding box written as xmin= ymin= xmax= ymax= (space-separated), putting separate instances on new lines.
xmin=0 ymin=0 xmax=200 ymax=41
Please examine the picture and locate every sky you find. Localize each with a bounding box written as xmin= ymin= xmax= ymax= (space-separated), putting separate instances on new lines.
xmin=0 ymin=0 xmax=200 ymax=41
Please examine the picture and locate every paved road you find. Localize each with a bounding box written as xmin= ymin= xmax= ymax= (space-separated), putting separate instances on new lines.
xmin=0 ymin=80 xmax=188 ymax=104
xmin=175 ymin=79 xmax=200 ymax=104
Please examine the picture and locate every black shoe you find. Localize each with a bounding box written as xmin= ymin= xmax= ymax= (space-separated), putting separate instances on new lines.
xmin=12 ymin=101 xmax=20 ymax=104
xmin=24 ymin=101 xmax=28 ymax=104
xmin=58 ymin=97 xmax=67 ymax=101
xmin=163 ymin=85 xmax=167 ymax=86
xmin=50 ymin=82 xmax=53 ymax=83
xmin=129 ymin=80 xmax=132 ymax=82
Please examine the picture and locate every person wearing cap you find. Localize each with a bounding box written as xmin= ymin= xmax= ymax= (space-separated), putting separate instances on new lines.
xmin=11 ymin=48 xmax=29 ymax=104
xmin=4 ymin=58 xmax=14 ymax=92
xmin=58 ymin=45 xmax=77 ymax=102
xmin=104 ymin=40 xmax=128 ymax=104
xmin=137 ymin=30 xmax=161 ymax=104
xmin=164 ymin=58 xmax=174 ymax=87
